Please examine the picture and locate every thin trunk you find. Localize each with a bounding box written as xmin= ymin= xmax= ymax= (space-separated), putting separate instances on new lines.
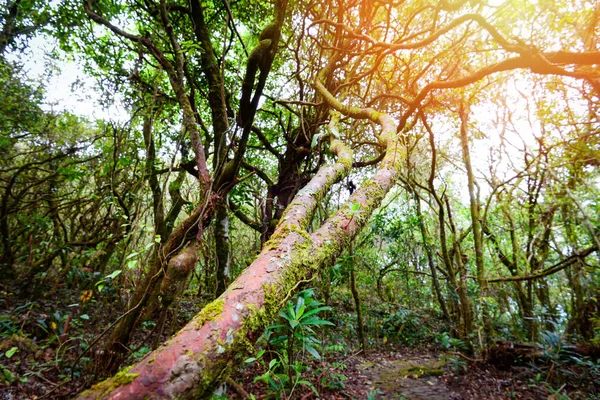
xmin=562 ymin=204 xmax=590 ymax=338
xmin=458 ymin=106 xmax=492 ymax=340
xmin=101 ymin=201 xmax=215 ymax=371
xmin=214 ymin=202 xmax=230 ymax=297
xmin=421 ymin=114 xmax=457 ymax=324
xmin=445 ymin=195 xmax=473 ymax=339
xmin=350 ymin=256 xmax=365 ymax=351
xmin=452 ymin=241 xmax=473 ymax=338
xmin=0 ymin=171 xmax=17 ymax=273
xmin=413 ymin=190 xmax=449 ymax=320
xmin=143 ymin=111 xmax=166 ymax=242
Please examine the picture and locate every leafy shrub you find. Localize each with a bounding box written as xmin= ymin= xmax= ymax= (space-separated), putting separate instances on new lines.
xmin=246 ymin=289 xmax=334 ymax=399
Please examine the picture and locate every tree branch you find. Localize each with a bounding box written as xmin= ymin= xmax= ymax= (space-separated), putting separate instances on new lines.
xmin=488 ymin=246 xmax=598 ymax=283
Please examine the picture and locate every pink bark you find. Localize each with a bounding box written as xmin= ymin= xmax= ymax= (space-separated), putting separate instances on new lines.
xmin=76 ymin=97 xmax=400 ymax=400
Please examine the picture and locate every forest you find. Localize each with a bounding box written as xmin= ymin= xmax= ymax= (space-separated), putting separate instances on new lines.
xmin=0 ymin=0 xmax=599 ymax=398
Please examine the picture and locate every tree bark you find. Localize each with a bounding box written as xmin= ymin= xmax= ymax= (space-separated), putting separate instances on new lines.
xmin=76 ymin=97 xmax=400 ymax=400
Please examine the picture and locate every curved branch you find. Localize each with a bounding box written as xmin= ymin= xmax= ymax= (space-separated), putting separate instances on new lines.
xmin=241 ymin=161 xmax=274 ymax=186
xmin=353 ymin=150 xmax=386 ymax=168
xmin=489 ymin=246 xmax=598 ymax=283
xmin=250 ymin=126 xmax=283 ymax=160
xmin=398 ymin=51 xmax=600 ymax=132
xmin=227 ymin=197 xmax=261 ymax=232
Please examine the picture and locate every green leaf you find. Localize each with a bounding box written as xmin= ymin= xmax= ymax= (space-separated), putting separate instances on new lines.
xmin=299 ymin=306 xmax=332 ymax=320
xmin=5 ymin=347 xmax=18 ymax=359
xmin=279 ymin=310 xmax=292 ymax=323
xmin=304 ymin=345 xmax=321 ymax=360
xmin=268 ymin=359 xmax=278 ymax=369
xmin=298 ymin=379 xmax=319 ymax=396
xmin=106 ymin=269 xmax=122 ymax=280
xmin=301 ymin=318 xmax=334 ymax=326
xmin=311 ymin=133 xmax=322 ymax=149
xmin=295 ymin=296 xmax=306 ymax=319
xmin=0 ymin=366 xmax=14 ymax=385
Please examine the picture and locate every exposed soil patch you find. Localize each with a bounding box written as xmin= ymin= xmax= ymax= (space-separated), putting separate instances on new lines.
xmin=334 ymin=348 xmax=459 ymax=400
xmin=355 ymin=355 xmax=452 ymax=399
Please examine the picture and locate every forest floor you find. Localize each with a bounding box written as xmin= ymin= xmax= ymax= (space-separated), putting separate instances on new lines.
xmin=0 ymin=335 xmax=597 ymax=399
xmin=0 ymin=286 xmax=598 ymax=399
xmin=228 ymin=345 xmax=597 ymax=400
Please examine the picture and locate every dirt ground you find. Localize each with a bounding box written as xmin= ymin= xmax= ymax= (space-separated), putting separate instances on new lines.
xmin=226 ymin=345 xmax=598 ymax=399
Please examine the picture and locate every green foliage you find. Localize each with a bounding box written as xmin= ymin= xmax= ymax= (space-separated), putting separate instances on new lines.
xmin=0 ymin=365 xmax=15 ymax=385
xmin=382 ymin=309 xmax=433 ymax=345
xmin=319 ymin=362 xmax=348 ymax=390
xmin=438 ymin=332 xmax=468 ymax=376
xmin=95 ymin=270 xmax=122 ymax=293
xmin=247 ymin=289 xmax=333 ymax=399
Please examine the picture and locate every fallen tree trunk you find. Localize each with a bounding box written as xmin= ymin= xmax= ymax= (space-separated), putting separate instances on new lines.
xmin=76 ymin=87 xmax=401 ymax=400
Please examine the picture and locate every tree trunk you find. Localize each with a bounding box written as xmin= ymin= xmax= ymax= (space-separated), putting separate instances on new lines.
xmin=214 ymin=202 xmax=230 ymax=297
xmin=101 ymin=202 xmax=215 ymax=371
xmin=349 ymin=251 xmax=365 ymax=351
xmin=413 ymin=190 xmax=449 ymax=320
xmin=76 ymin=107 xmax=399 ymax=399
xmin=452 ymin=242 xmax=473 ymax=338
xmin=458 ymin=106 xmax=493 ymax=341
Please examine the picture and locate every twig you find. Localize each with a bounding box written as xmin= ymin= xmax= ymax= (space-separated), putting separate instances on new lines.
xmin=340 ymin=349 xmax=363 ymax=365
xmin=226 ymin=377 xmax=250 ymax=399
xmin=25 ymin=369 xmax=58 ymax=386
xmin=448 ymin=351 xmax=481 ymax=362
xmin=278 ymin=277 xmax=316 ymax=307
xmin=36 ymin=378 xmax=71 ymax=399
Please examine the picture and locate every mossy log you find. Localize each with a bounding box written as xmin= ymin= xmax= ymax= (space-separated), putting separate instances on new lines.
xmin=76 ymin=90 xmax=401 ymax=400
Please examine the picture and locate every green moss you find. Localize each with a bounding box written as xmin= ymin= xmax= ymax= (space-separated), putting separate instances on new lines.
xmin=360 ymin=361 xmax=375 ymax=368
xmin=113 ymin=369 xmax=139 ymax=386
xmin=398 ymin=365 xmax=444 ymax=378
xmin=330 ymin=138 xmax=353 ymax=172
xmin=194 ymin=299 xmax=225 ymax=329
xmin=79 ymin=365 xmax=139 ymax=398
xmin=264 ymin=223 xmax=311 ymax=251
xmin=263 ymin=224 xmax=292 ymax=250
